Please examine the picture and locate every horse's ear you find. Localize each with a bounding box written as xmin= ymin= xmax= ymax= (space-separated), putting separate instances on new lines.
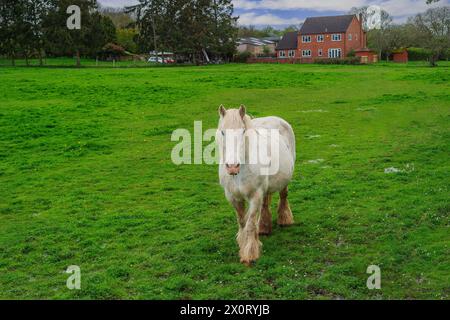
xmin=239 ymin=104 xmax=246 ymax=119
xmin=219 ymin=105 xmax=226 ymax=117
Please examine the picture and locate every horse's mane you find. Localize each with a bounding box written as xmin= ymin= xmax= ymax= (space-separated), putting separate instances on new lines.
xmin=243 ymin=114 xmax=253 ymax=129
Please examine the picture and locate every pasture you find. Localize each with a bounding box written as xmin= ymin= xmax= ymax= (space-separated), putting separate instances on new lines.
xmin=0 ymin=62 xmax=448 ymax=299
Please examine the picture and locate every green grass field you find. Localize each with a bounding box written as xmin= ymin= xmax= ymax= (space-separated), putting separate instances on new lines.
xmin=0 ymin=62 xmax=448 ymax=299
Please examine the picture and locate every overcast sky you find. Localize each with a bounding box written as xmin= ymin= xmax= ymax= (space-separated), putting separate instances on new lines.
xmin=98 ymin=0 xmax=448 ymax=27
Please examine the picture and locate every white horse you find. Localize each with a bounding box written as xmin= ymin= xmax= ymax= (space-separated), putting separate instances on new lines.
xmin=216 ymin=105 xmax=296 ymax=265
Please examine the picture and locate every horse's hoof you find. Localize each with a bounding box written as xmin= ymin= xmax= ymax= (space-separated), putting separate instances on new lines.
xmin=277 ymin=216 xmax=294 ymax=227
xmin=240 ymin=259 xmax=255 ymax=267
xmin=277 ymin=222 xmax=294 ymax=227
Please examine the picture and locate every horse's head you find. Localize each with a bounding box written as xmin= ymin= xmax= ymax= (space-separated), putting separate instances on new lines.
xmin=217 ymin=105 xmax=251 ymax=176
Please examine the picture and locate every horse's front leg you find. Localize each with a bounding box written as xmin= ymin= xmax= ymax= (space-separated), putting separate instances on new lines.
xmin=231 ymin=199 xmax=246 ymax=229
xmin=238 ymin=190 xmax=263 ymax=266
xmin=225 ymin=190 xmax=246 ymax=228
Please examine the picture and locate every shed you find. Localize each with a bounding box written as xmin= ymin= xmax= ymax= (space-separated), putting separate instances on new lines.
xmin=354 ymin=48 xmax=378 ymax=64
xmin=392 ymin=48 xmax=408 ymax=63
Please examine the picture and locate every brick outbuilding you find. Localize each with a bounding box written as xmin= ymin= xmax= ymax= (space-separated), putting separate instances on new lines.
xmin=355 ymin=48 xmax=379 ymax=64
xmin=392 ymin=48 xmax=409 ymax=63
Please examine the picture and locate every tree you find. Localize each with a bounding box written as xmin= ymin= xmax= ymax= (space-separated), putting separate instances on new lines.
xmin=43 ymin=0 xmax=96 ymax=66
xmin=238 ymin=25 xmax=260 ymax=38
xmin=283 ymin=25 xmax=300 ymax=33
xmin=237 ymin=24 xmax=299 ymax=39
xmin=117 ymin=28 xmax=138 ymax=53
xmin=0 ymin=0 xmax=27 ymax=65
xmin=22 ymin=0 xmax=52 ymax=65
xmin=129 ymin=0 xmax=237 ymax=63
xmin=87 ymin=12 xmax=116 ymax=56
xmin=407 ymin=6 xmax=450 ymax=66
xmin=43 ymin=0 xmax=115 ymax=66
xmin=127 ymin=0 xmax=165 ymax=60
xmin=209 ymin=0 xmax=238 ymax=60
xmin=99 ymin=6 xmax=135 ymax=28
xmin=349 ymin=6 xmax=392 ymax=31
xmin=349 ymin=6 xmax=393 ymax=59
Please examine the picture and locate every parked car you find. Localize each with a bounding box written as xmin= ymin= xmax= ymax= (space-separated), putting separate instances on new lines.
xmin=147 ymin=56 xmax=176 ymax=64
xmin=148 ymin=56 xmax=163 ymax=63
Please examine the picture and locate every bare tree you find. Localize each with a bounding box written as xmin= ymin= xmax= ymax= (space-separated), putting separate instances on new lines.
xmin=349 ymin=6 xmax=393 ymax=59
xmin=408 ymin=6 xmax=450 ymax=66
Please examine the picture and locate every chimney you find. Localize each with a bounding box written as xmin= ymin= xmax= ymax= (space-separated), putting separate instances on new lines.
xmin=359 ymin=13 xmax=365 ymax=48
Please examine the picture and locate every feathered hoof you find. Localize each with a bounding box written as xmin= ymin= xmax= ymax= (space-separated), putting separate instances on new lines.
xmin=277 ymin=208 xmax=294 ymax=226
xmin=239 ymin=239 xmax=261 ymax=266
xmin=258 ymin=224 xmax=272 ymax=236
xmin=240 ymin=258 xmax=256 ymax=267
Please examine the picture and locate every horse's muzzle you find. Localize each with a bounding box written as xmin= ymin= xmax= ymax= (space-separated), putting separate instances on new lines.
xmin=226 ymin=163 xmax=240 ymax=175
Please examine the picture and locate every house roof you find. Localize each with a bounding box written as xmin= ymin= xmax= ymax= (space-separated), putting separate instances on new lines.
xmin=263 ymin=36 xmax=282 ymax=43
xmin=238 ymin=37 xmax=276 ymax=47
xmin=276 ymin=32 xmax=298 ymax=50
xmin=300 ymin=15 xmax=356 ymax=35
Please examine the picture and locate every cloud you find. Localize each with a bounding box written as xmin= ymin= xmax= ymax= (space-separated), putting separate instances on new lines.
xmin=98 ymin=0 xmax=138 ymax=8
xmin=234 ymin=0 xmax=447 ymax=15
xmin=98 ymin=0 xmax=448 ymax=25
xmin=99 ymin=0 xmax=447 ymax=15
xmin=379 ymin=0 xmax=445 ymax=16
xmin=234 ymin=0 xmax=365 ymax=12
xmin=234 ymin=0 xmax=448 ymax=25
xmin=238 ymin=12 xmax=304 ymax=25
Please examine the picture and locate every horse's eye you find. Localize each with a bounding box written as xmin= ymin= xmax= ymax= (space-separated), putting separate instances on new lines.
xmin=221 ymin=130 xmax=225 ymax=136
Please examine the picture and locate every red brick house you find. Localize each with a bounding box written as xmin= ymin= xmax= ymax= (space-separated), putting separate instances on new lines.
xmin=276 ymin=14 xmax=374 ymax=63
xmin=275 ymin=31 xmax=298 ymax=60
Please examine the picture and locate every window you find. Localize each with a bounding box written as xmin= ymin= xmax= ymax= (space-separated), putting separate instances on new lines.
xmin=302 ymin=50 xmax=312 ymax=57
xmin=332 ymin=34 xmax=342 ymax=41
xmin=288 ymin=50 xmax=295 ymax=58
xmin=318 ymin=49 xmax=323 ymax=57
xmin=328 ymin=48 xmax=342 ymax=58
xmin=302 ymin=35 xmax=311 ymax=43
xmin=348 ymin=34 xmax=352 ymax=41
xmin=317 ymin=35 xmax=324 ymax=42
xmin=279 ymin=50 xmax=286 ymax=58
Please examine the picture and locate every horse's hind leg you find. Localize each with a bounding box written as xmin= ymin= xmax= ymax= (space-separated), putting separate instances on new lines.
xmin=259 ymin=193 xmax=272 ymax=235
xmin=277 ymin=187 xmax=294 ymax=226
